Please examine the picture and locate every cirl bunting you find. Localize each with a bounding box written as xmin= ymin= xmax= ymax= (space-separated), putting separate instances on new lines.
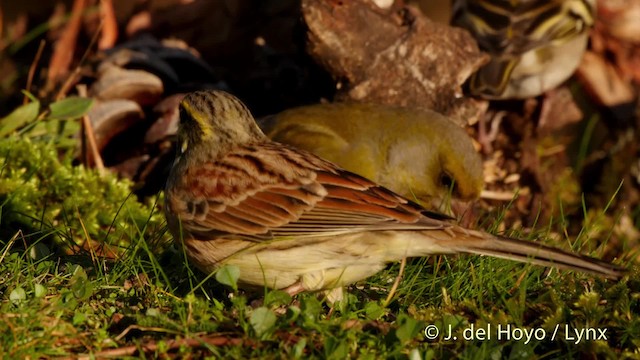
xmin=164 ymin=90 xmax=624 ymax=298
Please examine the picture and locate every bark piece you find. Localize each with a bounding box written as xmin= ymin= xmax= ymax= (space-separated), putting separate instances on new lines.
xmin=302 ymin=0 xmax=488 ymax=125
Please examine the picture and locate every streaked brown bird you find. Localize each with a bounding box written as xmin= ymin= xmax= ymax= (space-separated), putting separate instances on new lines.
xmin=164 ymin=90 xmax=623 ymax=297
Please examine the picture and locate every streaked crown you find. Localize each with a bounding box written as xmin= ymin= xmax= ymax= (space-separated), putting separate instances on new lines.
xmin=178 ymin=90 xmax=265 ymax=153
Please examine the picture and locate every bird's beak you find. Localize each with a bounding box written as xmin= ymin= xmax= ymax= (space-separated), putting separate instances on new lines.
xmin=181 ymin=139 xmax=188 ymax=154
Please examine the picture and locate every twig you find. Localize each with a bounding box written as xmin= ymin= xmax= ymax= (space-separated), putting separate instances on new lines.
xmin=480 ymin=189 xmax=519 ymax=201
xmin=79 ymin=335 xmax=247 ymax=359
xmin=77 ymin=85 xmax=105 ymax=174
xmin=114 ymin=325 xmax=179 ymax=342
xmin=508 ymin=270 xmax=528 ymax=296
xmin=82 ymin=113 xmax=105 ymax=175
xmin=24 ymin=40 xmax=46 ymax=103
xmin=55 ymin=68 xmax=83 ymax=102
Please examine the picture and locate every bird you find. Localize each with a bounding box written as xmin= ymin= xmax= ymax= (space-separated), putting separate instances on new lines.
xmin=164 ymin=90 xmax=624 ymax=297
xmin=257 ymin=102 xmax=483 ymax=210
xmin=451 ymin=0 xmax=595 ymax=99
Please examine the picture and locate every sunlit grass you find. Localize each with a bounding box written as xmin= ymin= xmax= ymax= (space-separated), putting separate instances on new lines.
xmin=0 ymin=135 xmax=638 ymax=359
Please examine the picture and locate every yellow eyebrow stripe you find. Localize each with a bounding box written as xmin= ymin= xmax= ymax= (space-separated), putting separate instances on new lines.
xmin=181 ymin=100 xmax=213 ymax=138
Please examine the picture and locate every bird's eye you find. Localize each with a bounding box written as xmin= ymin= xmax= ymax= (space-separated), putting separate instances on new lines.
xmin=178 ymin=106 xmax=188 ymax=124
xmin=439 ymin=172 xmax=457 ymax=194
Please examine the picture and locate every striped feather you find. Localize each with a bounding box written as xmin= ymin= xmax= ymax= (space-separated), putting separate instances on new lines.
xmin=452 ymin=0 xmax=595 ymax=98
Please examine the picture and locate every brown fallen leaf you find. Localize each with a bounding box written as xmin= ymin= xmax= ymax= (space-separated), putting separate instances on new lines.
xmin=90 ymin=64 xmax=164 ymax=105
xmin=598 ymin=0 xmax=640 ymax=43
xmin=47 ymin=0 xmax=87 ymax=88
xmin=99 ymin=0 xmax=118 ymax=50
xmin=593 ymin=0 xmax=640 ymax=84
xmin=144 ymin=93 xmax=184 ymax=144
xmin=537 ymin=87 xmax=583 ymax=135
xmin=576 ymin=51 xmax=635 ymax=106
xmin=86 ymin=99 xmax=144 ymax=151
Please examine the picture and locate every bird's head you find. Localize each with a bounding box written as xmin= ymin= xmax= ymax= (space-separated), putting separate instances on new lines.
xmin=177 ymin=90 xmax=266 ymax=155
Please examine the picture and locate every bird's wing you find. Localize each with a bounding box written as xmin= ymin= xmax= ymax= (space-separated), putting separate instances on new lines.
xmin=453 ymin=0 xmax=592 ymax=54
xmin=171 ymin=142 xmax=450 ymax=240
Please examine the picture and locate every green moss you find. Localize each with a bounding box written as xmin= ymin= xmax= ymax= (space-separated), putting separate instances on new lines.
xmin=0 ymin=137 xmax=166 ymax=252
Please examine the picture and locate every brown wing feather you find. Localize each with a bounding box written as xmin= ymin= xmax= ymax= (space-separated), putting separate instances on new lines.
xmin=170 ymin=142 xmax=449 ymax=240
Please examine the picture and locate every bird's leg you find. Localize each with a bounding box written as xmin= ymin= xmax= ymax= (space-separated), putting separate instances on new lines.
xmin=282 ymin=282 xmax=344 ymax=316
xmin=282 ymin=282 xmax=306 ymax=297
xmin=383 ymin=257 xmax=406 ymax=307
xmin=323 ymin=288 xmax=345 ymax=318
xmin=324 ymin=287 xmax=344 ymax=304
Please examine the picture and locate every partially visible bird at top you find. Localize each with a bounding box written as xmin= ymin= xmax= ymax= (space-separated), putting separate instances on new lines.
xmin=451 ymin=0 xmax=595 ymax=99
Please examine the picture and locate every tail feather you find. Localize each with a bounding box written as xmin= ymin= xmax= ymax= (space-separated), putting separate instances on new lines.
xmin=440 ymin=227 xmax=625 ymax=280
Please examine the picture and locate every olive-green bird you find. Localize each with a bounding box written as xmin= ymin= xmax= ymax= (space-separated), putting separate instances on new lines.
xmin=258 ymin=103 xmax=483 ymax=209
